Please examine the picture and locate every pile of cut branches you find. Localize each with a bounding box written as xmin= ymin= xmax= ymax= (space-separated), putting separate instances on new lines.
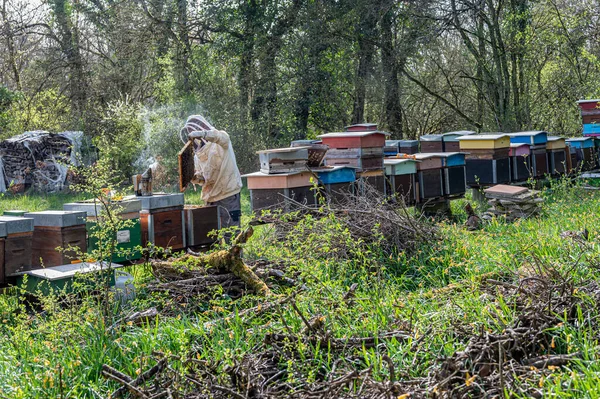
xmin=256 ymin=183 xmax=437 ymax=258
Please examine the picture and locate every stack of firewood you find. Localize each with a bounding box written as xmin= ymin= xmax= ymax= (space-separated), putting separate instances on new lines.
xmin=482 ymin=184 xmax=544 ymax=222
xmin=0 ymin=131 xmax=74 ymax=192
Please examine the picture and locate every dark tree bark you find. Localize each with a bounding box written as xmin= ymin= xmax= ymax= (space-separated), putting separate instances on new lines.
xmin=380 ymin=8 xmax=402 ymax=138
xmin=351 ymin=5 xmax=377 ymax=125
xmin=176 ymin=0 xmax=191 ymax=95
xmin=1 ymin=0 xmax=21 ymax=90
xmin=49 ymin=0 xmax=87 ymax=117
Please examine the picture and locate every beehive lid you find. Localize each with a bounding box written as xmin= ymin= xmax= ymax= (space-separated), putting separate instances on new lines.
xmin=510 ymin=143 xmax=529 ymax=148
xmin=457 ymin=134 xmax=509 ymax=141
xmin=129 ymin=193 xmax=185 ymax=210
xmin=24 ymin=210 xmax=87 ymax=227
xmin=0 ymin=216 xmax=34 ymax=234
xmin=256 ymin=146 xmax=311 ymax=154
xmin=420 ymin=134 xmax=443 ymax=141
xmin=577 ymin=99 xmax=600 ymax=104
xmin=64 ymin=198 xmax=142 ymax=217
xmin=0 ymin=222 xmax=6 ymax=238
xmin=23 ymin=262 xmax=124 ymax=281
xmin=345 ymin=123 xmax=378 ymax=131
xmin=318 ymin=131 xmax=390 ymax=138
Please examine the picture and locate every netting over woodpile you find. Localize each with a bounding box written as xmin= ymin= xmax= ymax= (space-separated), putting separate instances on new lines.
xmin=0 ymin=131 xmax=83 ymax=193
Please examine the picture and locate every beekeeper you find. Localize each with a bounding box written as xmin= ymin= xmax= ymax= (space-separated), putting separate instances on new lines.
xmin=181 ymin=115 xmax=243 ymax=228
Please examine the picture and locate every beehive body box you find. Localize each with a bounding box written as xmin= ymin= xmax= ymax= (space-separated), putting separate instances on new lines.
xmin=318 ymin=131 xmax=387 ymax=149
xmin=16 ymin=262 xmax=122 ymax=295
xmin=547 ymin=137 xmax=566 ymax=150
xmin=356 ymin=169 xmax=386 ymax=196
xmin=510 ymin=144 xmax=530 ymax=157
xmin=0 ymin=216 xmax=34 ymax=276
xmin=511 ymin=155 xmax=531 ymax=181
xmin=137 ymin=194 xmax=185 ymax=250
xmin=418 ymin=169 xmax=444 ymax=199
xmin=258 ymin=147 xmax=309 ymax=173
xmin=384 ymin=159 xmax=418 ymax=176
xmin=399 ymin=140 xmax=420 ymax=154
xmin=423 ymin=152 xmax=466 ymax=167
xmin=24 ymin=211 xmax=88 ymax=267
xmin=458 ymin=134 xmax=510 ymax=150
xmin=250 ymin=186 xmax=316 ymax=212
xmin=414 ymin=154 xmax=443 ymax=170
xmin=549 ymin=150 xmax=567 ymax=175
xmin=444 ymin=166 xmax=466 ymax=196
xmin=314 ymin=166 xmax=356 ymax=184
xmin=577 ymin=99 xmax=600 ymax=111
xmin=64 ymin=200 xmax=143 ymax=263
xmin=420 ymin=135 xmax=444 ymax=152
xmin=244 ymin=171 xmax=315 ymax=189
xmin=185 ymin=206 xmax=221 ymax=247
xmin=465 ymin=158 xmax=511 ymax=185
xmin=509 ymin=131 xmax=548 ymax=145
xmin=0 ymin=223 xmax=5 ymax=284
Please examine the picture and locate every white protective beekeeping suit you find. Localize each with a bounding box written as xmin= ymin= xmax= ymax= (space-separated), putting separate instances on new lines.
xmin=182 ymin=115 xmax=243 ymax=204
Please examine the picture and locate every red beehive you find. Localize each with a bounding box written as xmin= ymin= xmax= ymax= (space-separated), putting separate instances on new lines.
xmin=577 ymin=99 xmax=600 ymax=111
xmin=317 ymin=131 xmax=388 ymax=149
xmin=345 ymin=123 xmax=378 ymax=132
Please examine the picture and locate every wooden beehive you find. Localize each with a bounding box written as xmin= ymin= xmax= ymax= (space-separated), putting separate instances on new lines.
xmin=314 ymin=166 xmax=356 ymax=204
xmin=399 ymin=140 xmax=420 ymax=154
xmin=318 ymin=131 xmax=388 ymax=149
xmin=577 ymin=99 xmax=600 ymax=111
xmin=414 ymin=153 xmax=444 ymax=170
xmin=0 ymin=216 xmax=34 ymax=277
xmin=458 ymin=134 xmax=510 ymax=150
xmin=25 ymin=211 xmax=88 ymax=267
xmin=138 ymin=194 xmax=185 ymax=250
xmin=418 ymin=169 xmax=444 ymax=200
xmin=184 ymin=206 xmax=222 ymax=247
xmin=258 ymin=147 xmax=309 ymax=174
xmin=442 ymin=131 xmax=475 ymax=152
xmin=384 ymin=159 xmax=419 ymax=204
xmin=566 ymin=138 xmax=595 ymax=171
xmin=355 ymin=169 xmax=386 ymax=196
xmin=444 ymin=166 xmax=466 ymax=197
xmin=0 ymin=223 xmax=5 ymax=284
xmin=508 ymin=131 xmax=548 ymax=146
xmin=64 ymin=199 xmax=143 ymax=263
xmin=531 ymin=145 xmax=549 ymax=177
xmin=419 ymin=135 xmax=444 ymax=152
xmin=510 ymin=144 xmax=532 ymax=181
xmin=465 ymin=158 xmax=511 ymax=185
xmin=345 ymin=123 xmax=378 ymax=132
xmin=244 ymin=171 xmax=317 ymax=212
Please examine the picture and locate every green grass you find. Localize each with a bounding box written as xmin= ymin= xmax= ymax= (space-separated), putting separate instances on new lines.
xmin=2 ymin=181 xmax=600 ymax=397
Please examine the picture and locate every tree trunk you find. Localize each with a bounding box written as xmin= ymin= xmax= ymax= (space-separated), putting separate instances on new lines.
xmin=50 ymin=0 xmax=87 ymax=117
xmin=176 ymin=0 xmax=191 ymax=95
xmin=380 ymin=9 xmax=402 ymax=138
xmin=1 ymin=0 xmax=21 ymax=90
xmin=351 ymin=6 xmax=377 ymax=125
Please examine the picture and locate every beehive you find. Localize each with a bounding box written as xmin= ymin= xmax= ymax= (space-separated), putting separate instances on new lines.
xmin=0 ymin=216 xmax=34 ymax=277
xmin=509 ymin=143 xmax=532 ymax=182
xmin=314 ymin=166 xmax=356 ymax=204
xmin=244 ymin=171 xmax=317 ymax=212
xmin=458 ymin=134 xmax=511 ymax=150
xmin=24 ymin=210 xmax=88 ymax=267
xmin=64 ymin=199 xmax=143 ymax=263
xmin=136 ymin=194 xmax=185 ymax=250
xmin=184 ymin=205 xmax=224 ymax=248
xmin=566 ymin=138 xmax=595 ymax=171
xmin=419 ymin=134 xmax=444 ymax=152
xmin=384 ymin=159 xmax=418 ymax=204
xmin=257 ymin=147 xmax=309 ymax=174
xmin=442 ymin=131 xmax=475 ymax=152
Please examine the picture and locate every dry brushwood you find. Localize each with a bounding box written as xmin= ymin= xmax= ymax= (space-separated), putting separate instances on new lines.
xmin=152 ymin=227 xmax=271 ymax=296
xmin=253 ymin=183 xmax=437 ymax=258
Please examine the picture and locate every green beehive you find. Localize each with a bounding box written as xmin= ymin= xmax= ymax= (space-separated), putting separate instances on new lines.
xmin=16 ymin=262 xmax=121 ymax=295
xmin=63 ymin=199 xmax=143 ymax=263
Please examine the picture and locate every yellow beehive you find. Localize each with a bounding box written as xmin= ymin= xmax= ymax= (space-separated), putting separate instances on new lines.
xmin=547 ymin=137 xmax=566 ymax=150
xmin=458 ymin=134 xmax=510 ymax=150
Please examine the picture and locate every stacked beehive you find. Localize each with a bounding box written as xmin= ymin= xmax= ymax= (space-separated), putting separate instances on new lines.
xmin=63 ymin=198 xmax=143 ymax=263
xmin=384 ymin=158 xmax=419 ymax=205
xmin=399 ymin=140 xmax=420 ymax=154
xmin=458 ymin=134 xmax=512 ymax=185
xmin=566 ymin=137 xmax=595 ymax=172
xmin=483 ymin=185 xmax=543 ymax=222
xmin=509 ymin=143 xmax=531 ymax=182
xmin=419 ymin=134 xmax=444 ymax=152
xmin=442 ymin=131 xmax=475 ymax=152
xmin=319 ymin=124 xmax=388 ymax=196
xmin=577 ymin=99 xmax=600 ymax=136
xmin=24 ymin=211 xmax=87 ymax=267
xmin=508 ymin=131 xmax=548 ymax=178
xmin=547 ymin=136 xmax=567 ymax=175
xmin=245 ymin=146 xmax=315 ymax=212
xmin=0 ymin=216 xmax=34 ymax=283
xmin=134 ymin=194 xmax=186 ymax=251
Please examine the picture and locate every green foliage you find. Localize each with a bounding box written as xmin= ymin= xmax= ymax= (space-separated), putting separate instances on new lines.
xmin=94 ymin=99 xmax=143 ymax=182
